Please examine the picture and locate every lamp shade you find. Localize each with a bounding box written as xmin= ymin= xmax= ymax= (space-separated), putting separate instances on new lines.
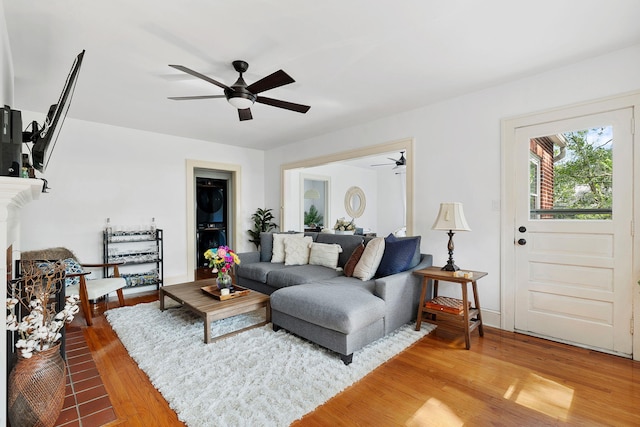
xmin=304 ymin=189 xmax=321 ymax=199
xmin=432 ymin=202 xmax=471 ymax=231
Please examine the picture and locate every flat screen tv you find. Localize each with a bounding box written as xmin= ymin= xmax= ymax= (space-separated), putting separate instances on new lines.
xmin=29 ymin=50 xmax=85 ymax=172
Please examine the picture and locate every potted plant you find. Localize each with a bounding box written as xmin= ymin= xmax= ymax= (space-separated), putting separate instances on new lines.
xmin=304 ymin=204 xmax=323 ymax=228
xmin=248 ymin=208 xmax=278 ymax=250
xmin=333 ymin=217 xmax=356 ymax=235
xmin=6 ymin=260 xmax=80 ymax=427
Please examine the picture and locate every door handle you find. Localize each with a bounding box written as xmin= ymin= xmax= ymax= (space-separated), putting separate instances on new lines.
xmin=517 ymin=238 xmax=527 ymax=246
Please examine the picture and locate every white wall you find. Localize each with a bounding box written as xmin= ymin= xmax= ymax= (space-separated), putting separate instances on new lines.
xmin=0 ymin=0 xmax=13 ymax=105
xmin=265 ymin=44 xmax=640 ymax=321
xmin=19 ymin=112 xmax=265 ymax=285
xmin=376 ymin=168 xmax=405 ymax=236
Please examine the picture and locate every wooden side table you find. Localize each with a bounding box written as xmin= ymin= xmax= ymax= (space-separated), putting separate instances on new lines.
xmin=413 ymin=266 xmax=487 ymax=349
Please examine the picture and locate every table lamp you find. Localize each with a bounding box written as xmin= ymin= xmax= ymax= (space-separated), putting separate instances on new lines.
xmin=432 ymin=202 xmax=471 ymax=271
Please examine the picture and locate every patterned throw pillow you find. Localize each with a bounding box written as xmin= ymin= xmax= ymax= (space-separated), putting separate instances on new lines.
xmin=284 ymin=236 xmax=313 ymax=266
xmin=62 ymin=258 xmax=84 ymax=287
xmin=308 ymin=242 xmax=343 ymax=270
xmin=35 ymin=261 xmax=54 ymax=273
xmin=271 ymin=233 xmax=304 ymax=263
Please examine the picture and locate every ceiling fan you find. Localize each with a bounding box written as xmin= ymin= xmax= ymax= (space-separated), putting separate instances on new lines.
xmin=371 ymin=151 xmax=407 ymax=169
xmin=168 ymin=60 xmax=311 ymax=121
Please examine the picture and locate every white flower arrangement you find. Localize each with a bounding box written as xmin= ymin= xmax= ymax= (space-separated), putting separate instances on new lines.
xmin=6 ymin=261 xmax=80 ymax=359
xmin=333 ymin=217 xmax=356 ymax=231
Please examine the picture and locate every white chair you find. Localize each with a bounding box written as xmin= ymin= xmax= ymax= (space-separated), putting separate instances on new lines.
xmin=67 ymin=263 xmax=125 ymax=326
xmin=21 ymin=247 xmax=126 ymax=326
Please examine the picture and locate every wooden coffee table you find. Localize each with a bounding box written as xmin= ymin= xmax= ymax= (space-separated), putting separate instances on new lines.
xmin=159 ymin=278 xmax=270 ymax=343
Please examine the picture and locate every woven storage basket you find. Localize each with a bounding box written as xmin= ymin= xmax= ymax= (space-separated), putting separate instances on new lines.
xmin=8 ymin=344 xmax=66 ymax=427
xmin=425 ymin=296 xmax=470 ymax=315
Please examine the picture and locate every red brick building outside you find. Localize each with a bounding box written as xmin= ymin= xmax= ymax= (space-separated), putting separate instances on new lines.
xmin=529 ymin=134 xmax=567 ymax=218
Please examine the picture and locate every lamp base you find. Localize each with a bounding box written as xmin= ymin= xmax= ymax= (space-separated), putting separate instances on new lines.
xmin=441 ymin=262 xmax=460 ymax=271
xmin=441 ymin=230 xmax=460 ymax=271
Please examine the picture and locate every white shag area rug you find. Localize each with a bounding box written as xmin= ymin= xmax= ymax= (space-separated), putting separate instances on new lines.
xmin=106 ymin=301 xmax=435 ymax=427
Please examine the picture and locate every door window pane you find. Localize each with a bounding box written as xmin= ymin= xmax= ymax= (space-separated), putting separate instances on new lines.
xmin=529 ymin=127 xmax=612 ymax=220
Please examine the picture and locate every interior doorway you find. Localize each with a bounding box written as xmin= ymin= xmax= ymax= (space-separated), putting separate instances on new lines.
xmin=186 ymin=159 xmax=241 ymax=282
xmin=195 ymin=172 xmax=232 ymax=280
xmin=280 ymin=137 xmax=414 ymax=234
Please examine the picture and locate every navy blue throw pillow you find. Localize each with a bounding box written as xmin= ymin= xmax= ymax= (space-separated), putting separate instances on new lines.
xmin=386 ymin=233 xmax=422 ymax=269
xmin=376 ymin=234 xmax=420 ymax=277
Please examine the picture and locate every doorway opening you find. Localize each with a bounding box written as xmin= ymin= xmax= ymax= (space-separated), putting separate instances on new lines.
xmin=195 ymin=172 xmax=231 ymax=280
xmin=280 ymin=137 xmax=414 ymax=235
xmin=186 ymin=159 xmax=241 ymax=282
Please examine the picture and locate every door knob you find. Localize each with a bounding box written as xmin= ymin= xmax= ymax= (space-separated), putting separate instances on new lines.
xmin=518 ymin=226 xmax=526 ymax=233
xmin=517 ymin=238 xmax=527 ymax=245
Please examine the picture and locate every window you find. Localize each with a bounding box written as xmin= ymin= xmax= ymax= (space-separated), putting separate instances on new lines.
xmin=529 ymin=127 xmax=613 ymax=220
xmin=529 ymin=154 xmax=540 ymax=219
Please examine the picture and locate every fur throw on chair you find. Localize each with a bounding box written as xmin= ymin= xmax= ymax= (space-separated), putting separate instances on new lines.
xmin=21 ymin=247 xmax=78 ymax=261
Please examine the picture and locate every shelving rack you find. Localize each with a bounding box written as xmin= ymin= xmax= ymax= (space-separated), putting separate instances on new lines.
xmin=103 ymin=229 xmax=163 ymax=289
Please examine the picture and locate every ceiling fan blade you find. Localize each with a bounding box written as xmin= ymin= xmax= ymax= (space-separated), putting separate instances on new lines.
xmin=371 ymin=163 xmax=394 ymax=167
xmin=168 ymin=65 xmax=230 ymax=90
xmin=256 ymin=96 xmax=310 ymax=113
xmin=238 ymin=108 xmax=253 ymax=121
xmin=246 ymin=70 xmax=295 ymax=94
xmin=167 ymin=95 xmax=227 ymax=100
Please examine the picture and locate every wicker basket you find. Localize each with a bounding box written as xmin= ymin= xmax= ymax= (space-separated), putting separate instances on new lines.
xmin=8 ymin=344 xmax=66 ymax=427
xmin=425 ymin=296 xmax=470 ymax=315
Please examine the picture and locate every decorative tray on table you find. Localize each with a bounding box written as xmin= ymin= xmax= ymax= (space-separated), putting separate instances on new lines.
xmin=201 ymin=284 xmax=251 ymax=301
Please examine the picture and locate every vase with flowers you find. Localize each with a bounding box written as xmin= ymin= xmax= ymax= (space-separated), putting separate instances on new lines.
xmin=6 ymin=260 xmax=80 ymax=427
xmin=204 ymin=246 xmax=241 ymax=291
xmin=333 ymin=217 xmax=356 ymax=235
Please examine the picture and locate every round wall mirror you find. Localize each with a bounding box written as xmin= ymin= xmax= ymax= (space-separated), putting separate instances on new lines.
xmin=344 ymin=186 xmax=366 ymax=218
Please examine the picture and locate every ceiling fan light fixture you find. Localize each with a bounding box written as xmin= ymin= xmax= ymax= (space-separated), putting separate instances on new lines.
xmin=169 ymin=60 xmax=309 ymax=121
xmin=227 ymin=93 xmax=255 ymax=110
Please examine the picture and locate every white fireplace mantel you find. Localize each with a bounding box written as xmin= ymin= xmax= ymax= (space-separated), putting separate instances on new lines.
xmin=0 ymin=177 xmax=44 ymax=425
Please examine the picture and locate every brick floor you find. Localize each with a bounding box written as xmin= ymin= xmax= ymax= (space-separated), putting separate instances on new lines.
xmin=54 ymin=329 xmax=116 ymax=427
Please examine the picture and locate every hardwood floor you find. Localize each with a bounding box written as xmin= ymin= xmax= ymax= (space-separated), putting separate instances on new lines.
xmin=69 ymin=292 xmax=183 ymax=427
xmin=77 ymin=292 xmax=640 ymax=426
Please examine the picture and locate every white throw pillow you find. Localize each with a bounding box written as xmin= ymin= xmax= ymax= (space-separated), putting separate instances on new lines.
xmin=308 ymin=242 xmax=343 ymax=270
xmin=284 ymin=236 xmax=313 ymax=266
xmin=271 ymin=233 xmax=304 ymax=263
xmin=353 ymin=237 xmax=386 ymax=281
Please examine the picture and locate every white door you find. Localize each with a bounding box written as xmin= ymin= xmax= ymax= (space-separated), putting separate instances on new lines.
xmin=514 ymin=108 xmax=634 ymax=356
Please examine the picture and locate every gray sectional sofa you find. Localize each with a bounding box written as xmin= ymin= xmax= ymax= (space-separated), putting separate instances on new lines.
xmin=236 ymin=231 xmax=432 ymax=364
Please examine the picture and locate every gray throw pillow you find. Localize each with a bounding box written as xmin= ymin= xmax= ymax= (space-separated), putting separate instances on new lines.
xmin=260 ymin=232 xmax=274 ymax=262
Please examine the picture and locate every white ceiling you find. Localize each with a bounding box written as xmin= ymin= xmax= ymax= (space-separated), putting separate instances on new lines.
xmin=5 ymin=0 xmax=640 ymax=151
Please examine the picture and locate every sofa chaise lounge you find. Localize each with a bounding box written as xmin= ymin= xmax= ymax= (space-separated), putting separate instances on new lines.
xmin=236 ymin=231 xmax=432 ymax=364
